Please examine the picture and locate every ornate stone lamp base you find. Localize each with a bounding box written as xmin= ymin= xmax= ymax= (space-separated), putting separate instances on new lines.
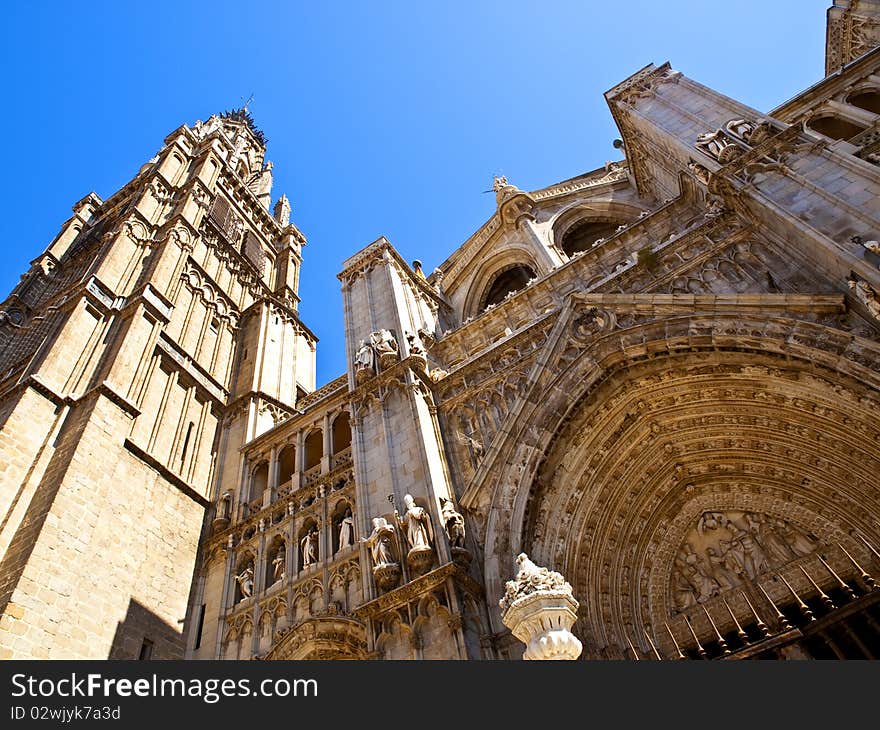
xmin=502 ymin=590 xmax=582 ymax=660
xmin=499 ymin=553 xmax=583 ymax=661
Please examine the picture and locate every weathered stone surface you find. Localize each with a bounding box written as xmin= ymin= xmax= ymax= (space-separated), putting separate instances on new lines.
xmin=3 ymin=4 xmax=880 ymax=661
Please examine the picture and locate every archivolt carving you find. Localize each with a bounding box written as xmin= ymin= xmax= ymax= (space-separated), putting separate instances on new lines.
xmin=472 ymin=309 xmax=880 ymax=654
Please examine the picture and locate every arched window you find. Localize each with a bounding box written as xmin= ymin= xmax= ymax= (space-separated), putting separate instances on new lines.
xmin=847 ymin=90 xmax=880 ymax=116
xmin=559 ymin=219 xmax=623 ymax=257
xmin=331 ymin=500 xmax=355 ymax=555
xmin=265 ymin=536 xmax=286 ymax=587
xmin=277 ymin=444 xmax=296 ymax=485
xmin=250 ymin=462 xmax=268 ymax=504
xmin=481 ymin=265 xmax=536 ymax=311
xmin=304 ymin=430 xmax=323 ymax=471
xmin=807 ymin=115 xmax=866 ymax=141
xmin=332 ymin=412 xmax=351 ymax=454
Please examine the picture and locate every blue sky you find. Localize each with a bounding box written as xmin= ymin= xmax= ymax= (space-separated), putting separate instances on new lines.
xmin=1 ymin=1 xmax=827 ymax=385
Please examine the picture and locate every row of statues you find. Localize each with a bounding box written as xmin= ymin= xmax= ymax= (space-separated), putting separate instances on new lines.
xmin=363 ymin=495 xmax=468 ymax=590
xmin=233 ymin=498 xmax=467 ymax=600
xmin=354 ymin=329 xmax=428 ymax=383
xmin=233 ymin=509 xmax=357 ymax=601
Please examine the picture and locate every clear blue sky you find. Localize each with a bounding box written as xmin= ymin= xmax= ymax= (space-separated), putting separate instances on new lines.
xmin=1 ymin=1 xmax=827 ymax=386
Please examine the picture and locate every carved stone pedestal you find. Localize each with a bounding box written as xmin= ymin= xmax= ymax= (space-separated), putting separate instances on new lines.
xmin=373 ymin=563 xmax=401 ymax=592
xmin=451 ymin=546 xmax=472 ymax=569
xmin=211 ymin=516 xmax=229 ymax=533
xmin=379 ymin=352 xmax=399 ymax=370
xmin=409 ymin=353 xmax=427 ymax=372
xmin=499 ymin=553 xmax=582 ymax=661
xmin=406 ymin=546 xmax=434 ymax=577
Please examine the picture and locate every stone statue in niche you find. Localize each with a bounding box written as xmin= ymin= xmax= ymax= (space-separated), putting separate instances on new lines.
xmin=395 ymin=494 xmax=435 ymax=575
xmin=338 ymin=509 xmax=355 ymax=552
xmin=669 ymin=509 xmax=819 ymax=612
xmin=405 ymin=331 xmax=427 ymax=364
xmin=362 ymin=516 xmax=401 ymax=591
xmin=212 ymin=491 xmax=233 ymax=533
xmin=300 ymin=526 xmax=319 ymax=568
xmin=354 ymin=339 xmax=375 ymax=383
xmin=441 ymin=497 xmax=471 ymax=568
xmin=371 ymin=329 xmax=399 ymax=369
xmin=440 ymin=497 xmax=466 ymax=548
xmin=847 ymin=275 xmax=880 ymax=321
xmin=271 ymin=544 xmax=285 ymax=583
xmin=364 ymin=517 xmax=397 ymax=566
xmin=396 ymin=494 xmax=433 ymax=550
xmin=456 ymin=422 xmax=484 ymax=471
xmin=235 ymin=564 xmax=254 ymax=600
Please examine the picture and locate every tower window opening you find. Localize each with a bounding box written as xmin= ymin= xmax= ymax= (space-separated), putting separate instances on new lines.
xmin=179 ymin=421 xmax=195 ymax=470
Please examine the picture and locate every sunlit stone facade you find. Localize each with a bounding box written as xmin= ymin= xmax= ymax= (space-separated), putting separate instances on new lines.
xmin=2 ymin=5 xmax=880 ymax=659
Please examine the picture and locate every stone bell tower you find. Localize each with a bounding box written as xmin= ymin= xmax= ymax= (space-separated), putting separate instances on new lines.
xmin=0 ymin=108 xmax=315 ymax=658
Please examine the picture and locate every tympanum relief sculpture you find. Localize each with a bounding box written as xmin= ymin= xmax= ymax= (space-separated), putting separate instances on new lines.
xmin=670 ymin=510 xmax=818 ymax=612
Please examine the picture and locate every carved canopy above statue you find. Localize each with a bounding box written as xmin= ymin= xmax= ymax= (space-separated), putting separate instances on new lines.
xmin=264 ymin=616 xmax=367 ymax=660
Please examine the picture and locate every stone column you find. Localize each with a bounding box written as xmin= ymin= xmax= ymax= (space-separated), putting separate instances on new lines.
xmin=499 ymin=553 xmax=582 ymax=661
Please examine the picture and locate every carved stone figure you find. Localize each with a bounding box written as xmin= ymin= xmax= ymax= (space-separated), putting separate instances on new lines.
xmin=687 ymin=160 xmax=712 ymax=185
xmin=396 ymin=494 xmax=434 ymax=575
xmin=672 ymin=546 xmax=701 ymax=611
xmin=338 ymin=509 xmax=355 ymax=551
xmin=428 ymin=368 xmax=448 ymax=383
xmin=354 ymin=339 xmax=375 ymax=383
xmin=499 ymin=553 xmax=570 ymax=608
xmin=848 ymin=275 xmax=880 ymax=321
xmin=777 ymin=520 xmax=818 ymax=557
xmin=362 ymin=516 xmax=401 ymax=591
xmin=212 ymin=491 xmax=232 ymax=532
xmin=705 ymin=546 xmax=737 ymax=591
xmin=405 ymin=331 xmax=426 ymax=359
xmin=235 ymin=564 xmax=254 ymax=600
xmin=696 ymin=129 xmax=740 ymax=163
xmin=271 ymin=544 xmax=285 ymax=583
xmin=440 ymin=497 xmax=466 ymax=548
xmin=395 ymin=494 xmax=433 ymax=551
xmin=725 ymin=118 xmax=757 ymax=143
xmin=371 ymin=329 xmax=399 ymax=368
xmin=670 ymin=510 xmax=821 ymax=609
xmin=363 ymin=517 xmax=397 ymax=567
xmin=751 ymin=513 xmax=796 ymax=564
xmin=300 ymin=526 xmax=319 ymax=567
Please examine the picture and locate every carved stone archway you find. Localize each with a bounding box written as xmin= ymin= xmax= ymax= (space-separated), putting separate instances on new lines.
xmin=465 ymin=299 xmax=880 ymax=657
xmin=526 ymin=352 xmax=880 ymax=658
xmin=264 ymin=616 xmax=367 ymax=660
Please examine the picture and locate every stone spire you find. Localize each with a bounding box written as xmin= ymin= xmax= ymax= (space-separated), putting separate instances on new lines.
xmin=273 ymin=194 xmax=291 ymax=227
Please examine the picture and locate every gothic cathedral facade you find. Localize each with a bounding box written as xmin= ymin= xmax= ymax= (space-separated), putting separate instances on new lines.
xmin=2 ymin=2 xmax=880 ymax=660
